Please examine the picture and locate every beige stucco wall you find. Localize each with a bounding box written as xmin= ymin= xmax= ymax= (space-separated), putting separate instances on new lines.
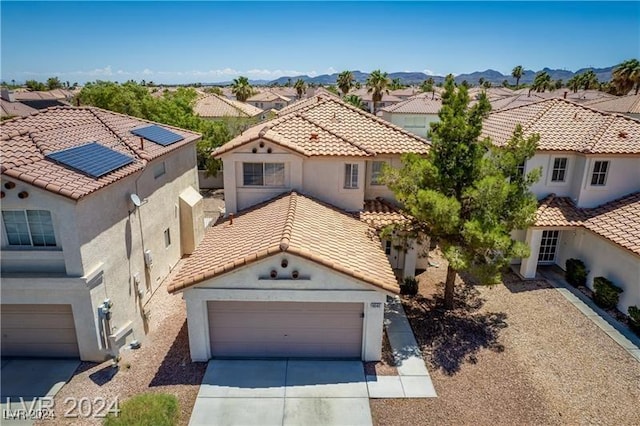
xmin=556 ymin=229 xmax=640 ymax=312
xmin=180 ymin=254 xmax=389 ymax=362
xmin=364 ymin=156 xmax=403 ymax=201
xmin=380 ymin=112 xmax=439 ymax=138
xmin=526 ymin=152 xmax=640 ymax=208
xmin=1 ymin=143 xmax=202 ymax=361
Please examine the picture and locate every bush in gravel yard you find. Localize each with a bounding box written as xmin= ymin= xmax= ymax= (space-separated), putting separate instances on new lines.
xmin=400 ymin=276 xmax=419 ymax=296
xmin=593 ymin=277 xmax=623 ymax=310
xmin=565 ymin=258 xmax=588 ymax=287
xmin=104 ymin=393 xmax=178 ymax=426
xmin=629 ymin=306 xmax=640 ymax=334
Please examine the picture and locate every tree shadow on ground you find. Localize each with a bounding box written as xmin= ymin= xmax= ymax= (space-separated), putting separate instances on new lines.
xmin=148 ymin=320 xmax=207 ymax=387
xmin=89 ymin=364 xmax=118 ymax=386
xmin=403 ymin=277 xmax=508 ymax=376
xmin=502 ymin=269 xmax=553 ymax=294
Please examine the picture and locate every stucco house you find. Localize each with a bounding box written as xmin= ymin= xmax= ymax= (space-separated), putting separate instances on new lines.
xmin=246 ymin=90 xmax=292 ymax=110
xmin=379 ymin=93 xmax=442 ymax=138
xmin=1 ymin=106 xmax=204 ymax=361
xmin=170 ymin=93 xmax=431 ymax=362
xmin=194 ymin=93 xmax=265 ymax=121
xmin=482 ymin=98 xmax=640 ymax=312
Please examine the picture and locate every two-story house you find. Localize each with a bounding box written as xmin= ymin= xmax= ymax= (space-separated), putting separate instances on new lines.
xmin=246 ymin=91 xmax=292 ymax=111
xmin=168 ymin=94 xmax=430 ymax=362
xmin=379 ymin=93 xmax=442 ymax=138
xmin=1 ymin=106 xmax=204 ymax=361
xmin=482 ymin=98 xmax=640 ymax=312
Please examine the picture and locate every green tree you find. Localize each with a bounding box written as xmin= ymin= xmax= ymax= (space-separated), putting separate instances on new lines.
xmin=420 ymin=77 xmax=435 ymax=93
xmin=46 ymin=77 xmax=62 ymax=90
xmin=478 ymin=77 xmax=485 ymax=87
xmin=366 ymin=70 xmax=390 ymax=113
xmin=26 ymin=80 xmax=46 ymax=91
xmin=294 ymin=78 xmax=307 ymax=99
xmin=204 ymin=87 xmax=224 ymax=95
xmin=482 ymin=80 xmax=492 ymax=89
xmin=383 ymin=75 xmax=540 ymax=309
xmin=343 ymin=94 xmax=365 ymax=110
xmin=580 ymin=70 xmax=598 ymax=90
xmin=337 ymin=71 xmax=355 ymax=97
xmin=389 ymin=77 xmax=404 ymax=90
xmin=460 ymin=80 xmax=470 ymax=89
xmin=531 ymin=71 xmax=552 ymax=92
xmin=326 ymin=85 xmax=340 ymax=96
xmin=567 ymin=75 xmax=581 ymax=93
xmin=231 ymin=76 xmax=254 ymax=102
xmin=611 ymin=58 xmax=640 ymax=95
xmin=511 ymin=65 xmax=524 ymax=88
xmin=501 ymin=79 xmax=509 ymax=88
xmin=554 ymin=79 xmax=563 ymax=90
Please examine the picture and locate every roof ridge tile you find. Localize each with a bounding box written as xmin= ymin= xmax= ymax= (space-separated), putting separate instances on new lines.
xmin=279 ymin=191 xmax=297 ymax=251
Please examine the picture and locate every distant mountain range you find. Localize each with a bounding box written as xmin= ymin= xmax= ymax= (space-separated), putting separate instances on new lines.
xmin=223 ymin=66 xmax=615 ymax=87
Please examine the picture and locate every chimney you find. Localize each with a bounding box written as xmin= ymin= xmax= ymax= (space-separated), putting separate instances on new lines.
xmin=1 ymin=88 xmax=15 ymax=102
xmin=140 ymin=137 xmax=145 ymax=150
xmin=564 ymin=91 xmax=568 ymax=99
xmin=229 ymin=213 xmax=234 ymax=225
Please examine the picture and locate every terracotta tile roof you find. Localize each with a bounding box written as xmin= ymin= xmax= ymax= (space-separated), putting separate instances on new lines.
xmin=380 ymin=93 xmax=442 ymax=114
xmin=584 ymin=94 xmax=640 ymax=115
xmin=1 ymin=106 xmax=200 ymax=200
xmin=247 ymin=91 xmax=291 ymax=103
xmin=390 ymin=87 xmax=421 ymax=98
xmin=214 ymin=94 xmax=430 ymax=157
xmin=0 ymin=99 xmax=38 ymax=118
xmin=534 ymin=192 xmax=640 ymax=256
xmin=13 ymin=89 xmax=74 ymax=101
xmin=168 ymin=191 xmax=399 ymax=294
xmin=359 ymin=198 xmax=411 ymax=229
xmin=489 ymin=93 xmax=547 ymax=111
xmin=482 ymin=98 xmax=640 ymax=154
xmin=194 ymin=94 xmax=264 ymax=118
xmin=540 ymin=89 xmax=617 ymax=103
xmin=348 ymin=88 xmax=403 ymax=103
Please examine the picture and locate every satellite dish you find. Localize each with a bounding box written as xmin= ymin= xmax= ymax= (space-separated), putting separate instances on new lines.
xmin=130 ymin=193 xmax=142 ymax=207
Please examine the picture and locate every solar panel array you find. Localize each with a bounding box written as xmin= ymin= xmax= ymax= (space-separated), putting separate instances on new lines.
xmin=46 ymin=142 xmax=135 ymax=179
xmin=131 ymin=125 xmax=184 ymax=146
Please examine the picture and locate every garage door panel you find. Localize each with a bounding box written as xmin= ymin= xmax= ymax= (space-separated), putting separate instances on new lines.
xmin=1 ymin=304 xmax=79 ymax=358
xmin=207 ymin=301 xmax=363 ymax=358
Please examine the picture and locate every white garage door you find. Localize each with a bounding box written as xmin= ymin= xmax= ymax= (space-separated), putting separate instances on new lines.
xmin=1 ymin=304 xmax=80 ymax=358
xmin=208 ymin=301 xmax=363 ymax=358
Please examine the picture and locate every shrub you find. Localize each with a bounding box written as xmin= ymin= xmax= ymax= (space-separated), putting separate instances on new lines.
xmin=104 ymin=393 xmax=178 ymax=426
xmin=629 ymin=306 xmax=640 ymax=334
xmin=565 ymin=258 xmax=588 ymax=287
xmin=400 ymin=276 xmax=419 ymax=296
xmin=593 ymin=277 xmax=623 ymax=310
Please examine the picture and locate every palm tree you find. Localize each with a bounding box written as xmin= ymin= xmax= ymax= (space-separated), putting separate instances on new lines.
xmin=580 ymin=70 xmax=598 ymax=90
xmin=512 ymin=65 xmax=524 ymax=88
xmin=390 ymin=78 xmax=403 ymax=90
xmin=294 ymin=79 xmax=307 ymax=99
xmin=478 ymin=77 xmax=485 ymax=87
xmin=336 ymin=71 xmax=355 ymax=97
xmin=366 ymin=70 xmax=390 ymax=113
xmin=611 ymin=59 xmax=640 ymax=95
xmin=567 ymin=75 xmax=581 ymax=93
xmin=531 ymin=71 xmax=552 ymax=93
xmin=554 ymin=79 xmax=563 ymax=90
xmin=231 ymin=76 xmax=254 ymax=102
xmin=420 ymin=77 xmax=435 ymax=93
xmin=343 ymin=94 xmax=364 ymax=110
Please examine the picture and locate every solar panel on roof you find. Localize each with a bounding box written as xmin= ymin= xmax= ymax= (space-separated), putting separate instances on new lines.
xmin=130 ymin=125 xmax=184 ymax=146
xmin=46 ymin=142 xmax=135 ymax=179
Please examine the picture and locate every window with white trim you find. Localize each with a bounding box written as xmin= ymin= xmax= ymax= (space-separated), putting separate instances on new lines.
xmin=371 ymin=161 xmax=385 ymax=185
xmin=2 ymin=210 xmax=56 ymax=247
xmin=551 ymin=157 xmax=567 ymax=182
xmin=384 ymin=240 xmax=392 ymax=255
xmin=538 ymin=230 xmax=559 ymax=262
xmin=242 ymin=162 xmax=285 ymax=187
xmin=590 ymin=161 xmax=609 ymax=186
xmin=344 ymin=163 xmax=359 ymax=189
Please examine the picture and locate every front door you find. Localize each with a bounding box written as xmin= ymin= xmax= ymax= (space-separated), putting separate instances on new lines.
xmin=538 ymin=230 xmax=560 ymax=264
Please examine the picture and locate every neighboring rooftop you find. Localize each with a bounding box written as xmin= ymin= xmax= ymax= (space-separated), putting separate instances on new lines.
xmin=0 ymin=98 xmax=38 ymax=118
xmin=214 ymin=93 xmax=430 ymax=157
xmin=380 ymin=92 xmax=442 ymax=114
xmin=168 ymin=191 xmax=399 ymax=294
xmin=535 ymin=192 xmax=640 ymax=256
xmin=247 ymin=91 xmax=291 ymax=103
xmin=1 ymin=106 xmax=200 ymax=200
xmin=482 ymin=98 xmax=640 ymax=154
xmin=584 ymin=94 xmax=640 ymax=115
xmin=194 ymin=94 xmax=264 ymax=118
xmin=540 ymin=89 xmax=617 ymax=103
xmin=359 ymin=198 xmax=411 ymax=229
xmin=489 ymin=93 xmax=547 ymax=111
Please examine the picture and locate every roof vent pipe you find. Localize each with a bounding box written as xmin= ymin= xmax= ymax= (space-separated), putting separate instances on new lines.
xmin=140 ymin=137 xmax=145 ymax=150
xmin=229 ymin=213 xmax=234 ymax=225
xmin=564 ymin=91 xmax=568 ymax=99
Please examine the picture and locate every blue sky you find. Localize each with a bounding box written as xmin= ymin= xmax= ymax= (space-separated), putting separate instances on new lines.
xmin=1 ymin=1 xmax=638 ymax=84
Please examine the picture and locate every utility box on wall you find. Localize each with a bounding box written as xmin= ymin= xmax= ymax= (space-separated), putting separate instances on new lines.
xmin=179 ymin=186 xmax=205 ymax=255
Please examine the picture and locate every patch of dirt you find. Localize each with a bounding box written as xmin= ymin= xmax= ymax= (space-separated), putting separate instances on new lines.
xmin=364 ymin=331 xmax=398 ymax=376
xmin=370 ymin=248 xmax=640 ymax=426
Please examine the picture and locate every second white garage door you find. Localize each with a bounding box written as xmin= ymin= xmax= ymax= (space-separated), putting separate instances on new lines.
xmin=208 ymin=301 xmax=364 ymax=358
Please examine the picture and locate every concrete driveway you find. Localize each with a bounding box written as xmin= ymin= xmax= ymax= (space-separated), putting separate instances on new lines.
xmin=189 ymin=359 xmax=372 ymax=426
xmin=1 ymin=358 xmax=80 ymax=425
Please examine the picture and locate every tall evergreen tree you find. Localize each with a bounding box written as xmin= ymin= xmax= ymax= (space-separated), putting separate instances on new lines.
xmin=384 ymin=75 xmax=540 ymax=309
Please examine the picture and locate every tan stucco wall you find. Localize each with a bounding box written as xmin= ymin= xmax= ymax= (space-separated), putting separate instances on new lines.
xmin=380 ymin=112 xmax=439 ymax=138
xmin=556 ymin=229 xmax=640 ymax=312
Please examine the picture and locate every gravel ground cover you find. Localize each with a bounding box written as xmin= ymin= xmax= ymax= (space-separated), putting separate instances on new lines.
xmin=370 ymin=249 xmax=640 ymax=426
xmin=37 ymin=262 xmax=206 ymax=426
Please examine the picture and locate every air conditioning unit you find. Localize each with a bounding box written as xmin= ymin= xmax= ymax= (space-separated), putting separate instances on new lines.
xmin=144 ymin=250 xmax=153 ymax=268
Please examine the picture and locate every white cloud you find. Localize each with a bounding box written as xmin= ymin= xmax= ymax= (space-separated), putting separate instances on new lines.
xmin=142 ymin=68 xmax=153 ymax=76
xmin=423 ymin=69 xmax=434 ymax=75
xmin=326 ymin=67 xmax=336 ymax=74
